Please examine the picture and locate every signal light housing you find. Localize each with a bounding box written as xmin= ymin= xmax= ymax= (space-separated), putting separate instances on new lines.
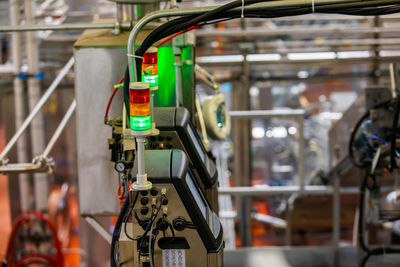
xmin=130 ymin=82 xmax=151 ymax=131
xmin=141 ymin=47 xmax=158 ymax=88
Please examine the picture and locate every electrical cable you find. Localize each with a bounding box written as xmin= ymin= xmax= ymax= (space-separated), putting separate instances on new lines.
xmin=105 ymin=76 xmax=125 ymax=122
xmin=156 ymin=25 xmax=200 ymax=48
xmin=390 ymin=95 xmax=400 ymax=171
xmin=111 ymin=191 xmax=139 ymax=267
xmin=121 ymin=0 xmax=400 ymax=117
xmin=134 ymin=0 xmax=400 ymax=79
xmin=125 ymin=202 xmax=162 ymax=241
xmin=169 ymin=223 xmax=175 ymax=238
xmin=149 ymin=221 xmax=154 ymax=267
xmin=348 ymin=99 xmax=393 ymax=168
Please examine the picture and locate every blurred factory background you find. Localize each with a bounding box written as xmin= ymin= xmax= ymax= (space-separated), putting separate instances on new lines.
xmin=1 ymin=0 xmax=400 ymax=266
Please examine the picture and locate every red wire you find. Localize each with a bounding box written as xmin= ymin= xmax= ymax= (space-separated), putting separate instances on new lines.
xmin=105 ymin=76 xmax=125 ymax=121
xmin=156 ymin=25 xmax=200 ymax=48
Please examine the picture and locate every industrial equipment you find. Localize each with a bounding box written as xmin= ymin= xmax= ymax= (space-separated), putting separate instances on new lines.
xmin=4 ymin=1 xmax=400 ymax=267
xmin=151 ymin=107 xmax=219 ymax=211
xmin=330 ymin=82 xmax=400 ymax=266
xmin=114 ymin=150 xmax=223 ymax=267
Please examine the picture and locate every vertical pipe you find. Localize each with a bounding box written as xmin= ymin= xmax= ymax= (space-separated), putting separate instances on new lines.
xmin=10 ymin=0 xmax=30 ymax=212
xmin=116 ymin=3 xmax=124 ymax=23
xmin=136 ymin=137 xmax=146 ymax=184
xmin=25 ymin=0 xmax=48 ymax=212
xmin=298 ymin=115 xmax=305 ymax=194
xmin=333 ymin=175 xmax=341 ymax=267
xmin=174 ymin=54 xmax=182 ymax=107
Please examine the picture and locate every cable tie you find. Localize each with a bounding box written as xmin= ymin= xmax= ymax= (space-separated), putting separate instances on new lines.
xmin=241 ymin=0 xmax=245 ymax=18
xmin=127 ymin=53 xmax=143 ymax=59
xmin=114 ymin=83 xmax=124 ymax=89
xmin=312 ymin=0 xmax=315 ymax=13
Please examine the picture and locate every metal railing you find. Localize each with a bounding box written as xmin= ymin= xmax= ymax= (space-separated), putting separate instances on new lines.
xmin=0 ymin=57 xmax=75 ymax=174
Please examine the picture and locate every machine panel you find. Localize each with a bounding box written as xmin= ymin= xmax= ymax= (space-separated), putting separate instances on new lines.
xmin=119 ymin=150 xmax=223 ymax=267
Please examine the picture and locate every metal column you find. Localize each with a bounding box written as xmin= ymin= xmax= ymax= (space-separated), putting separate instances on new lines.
xmin=333 ymin=175 xmax=341 ymax=266
xmin=232 ymin=56 xmax=252 ymax=246
xmin=25 ymin=0 xmax=48 ymax=211
xmin=9 ymin=0 xmax=30 ymax=212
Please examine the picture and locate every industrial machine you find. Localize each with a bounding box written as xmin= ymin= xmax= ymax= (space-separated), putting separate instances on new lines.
xmin=151 ymin=107 xmax=219 ymax=211
xmin=115 ymin=150 xmax=224 ymax=267
xmin=330 ymin=83 xmax=400 ymax=266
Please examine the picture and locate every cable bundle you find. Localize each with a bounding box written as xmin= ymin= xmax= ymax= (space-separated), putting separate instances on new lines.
xmin=123 ymin=0 xmax=400 ymax=115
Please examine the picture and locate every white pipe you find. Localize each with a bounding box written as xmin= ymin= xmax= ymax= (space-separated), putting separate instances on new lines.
xmin=42 ymin=100 xmax=76 ymax=159
xmin=218 ymin=185 xmax=361 ymax=196
xmin=9 ymin=0 xmax=30 ymax=212
xmin=136 ymin=137 xmax=146 ymax=184
xmin=251 ymin=213 xmax=287 ymax=229
xmin=25 ymin=0 xmax=47 ymax=211
xmin=298 ymin=115 xmax=305 ymax=194
xmin=84 ymin=216 xmax=112 ymax=244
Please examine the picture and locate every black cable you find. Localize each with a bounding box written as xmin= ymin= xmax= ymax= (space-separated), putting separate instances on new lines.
xmin=123 ymin=0 xmax=400 ymax=98
xmin=123 ymin=66 xmax=130 ymax=124
xmin=168 ymin=223 xmax=175 ymax=238
xmin=358 ymin=172 xmax=373 ymax=253
xmin=111 ymin=192 xmax=133 ymax=267
xmin=390 ymin=96 xmax=400 ymax=171
xmin=122 ymin=0 xmax=400 ymax=91
xmin=360 ymin=253 xmax=372 ymax=267
xmin=125 ymin=202 xmax=163 ymax=241
xmin=135 ymin=0 xmax=400 ymax=64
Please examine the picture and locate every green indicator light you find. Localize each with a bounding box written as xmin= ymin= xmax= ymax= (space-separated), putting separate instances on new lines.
xmin=142 ymin=75 xmax=158 ymax=87
xmin=130 ymin=115 xmax=151 ymax=131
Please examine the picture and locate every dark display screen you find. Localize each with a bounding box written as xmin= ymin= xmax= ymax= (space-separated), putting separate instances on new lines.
xmin=185 ymin=172 xmax=207 ymax=219
xmin=186 ymin=124 xmax=205 ymax=162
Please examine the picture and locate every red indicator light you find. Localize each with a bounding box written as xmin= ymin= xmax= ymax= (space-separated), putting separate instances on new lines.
xmin=142 ymin=49 xmax=157 ymax=65
xmin=130 ymin=88 xmax=150 ymax=103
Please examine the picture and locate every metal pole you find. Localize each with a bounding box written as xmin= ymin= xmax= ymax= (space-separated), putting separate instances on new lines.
xmin=84 ymin=216 xmax=112 ymax=244
xmin=0 ymin=22 xmax=131 ymax=32
xmin=25 ymin=0 xmax=48 ymax=212
xmin=218 ymin=185 xmax=373 ymax=195
xmin=9 ymin=0 xmax=30 ymax=212
xmin=333 ymin=176 xmax=341 ymax=266
xmin=42 ymin=100 xmax=76 ymax=159
xmin=230 ymin=109 xmax=305 ymax=118
xmin=0 ymin=57 xmax=74 ymax=162
xmin=298 ymin=114 xmax=305 ymax=194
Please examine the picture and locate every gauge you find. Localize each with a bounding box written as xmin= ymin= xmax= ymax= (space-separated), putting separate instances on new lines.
xmin=114 ymin=162 xmax=126 ymax=173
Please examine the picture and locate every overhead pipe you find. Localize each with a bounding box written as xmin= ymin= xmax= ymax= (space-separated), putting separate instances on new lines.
xmin=0 ymin=21 xmax=162 ymax=32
